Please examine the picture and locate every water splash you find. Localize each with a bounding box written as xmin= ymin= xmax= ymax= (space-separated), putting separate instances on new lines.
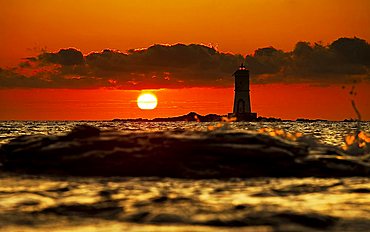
xmin=207 ymin=117 xmax=237 ymax=131
xmin=342 ymin=131 xmax=370 ymax=155
xmin=340 ymin=83 xmax=370 ymax=155
xmin=257 ymin=126 xmax=370 ymax=156
xmin=257 ymin=127 xmax=302 ymax=141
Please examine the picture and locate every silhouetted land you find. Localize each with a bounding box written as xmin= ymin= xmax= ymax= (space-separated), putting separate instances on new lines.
xmin=113 ymin=112 xmax=282 ymax=122
xmin=112 ymin=112 xmax=337 ymax=122
xmin=113 ymin=112 xmax=217 ymax=122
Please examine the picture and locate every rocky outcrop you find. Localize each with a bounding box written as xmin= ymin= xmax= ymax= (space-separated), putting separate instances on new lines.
xmin=113 ymin=112 xmax=224 ymax=122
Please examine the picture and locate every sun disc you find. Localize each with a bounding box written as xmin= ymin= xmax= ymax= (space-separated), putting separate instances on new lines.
xmin=137 ymin=93 xmax=158 ymax=110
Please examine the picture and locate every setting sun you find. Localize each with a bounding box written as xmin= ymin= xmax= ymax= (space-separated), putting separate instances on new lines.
xmin=137 ymin=93 xmax=158 ymax=110
xmin=1 ymin=1 xmax=370 ymax=232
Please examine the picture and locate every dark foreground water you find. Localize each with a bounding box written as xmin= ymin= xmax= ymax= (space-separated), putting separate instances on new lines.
xmin=0 ymin=121 xmax=369 ymax=231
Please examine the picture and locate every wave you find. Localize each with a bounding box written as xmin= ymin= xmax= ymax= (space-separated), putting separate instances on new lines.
xmin=0 ymin=125 xmax=369 ymax=178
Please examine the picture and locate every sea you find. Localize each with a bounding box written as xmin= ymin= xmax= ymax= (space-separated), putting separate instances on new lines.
xmin=0 ymin=121 xmax=369 ymax=232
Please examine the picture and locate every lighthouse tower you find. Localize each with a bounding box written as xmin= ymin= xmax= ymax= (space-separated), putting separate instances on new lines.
xmin=230 ymin=64 xmax=257 ymax=120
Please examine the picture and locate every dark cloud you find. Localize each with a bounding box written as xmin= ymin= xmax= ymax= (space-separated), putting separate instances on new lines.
xmin=84 ymin=44 xmax=244 ymax=84
xmin=245 ymin=47 xmax=290 ymax=75
xmin=38 ymin=48 xmax=84 ymax=66
xmin=246 ymin=37 xmax=370 ymax=84
xmin=0 ymin=37 xmax=369 ymax=89
xmin=330 ymin=37 xmax=370 ymax=65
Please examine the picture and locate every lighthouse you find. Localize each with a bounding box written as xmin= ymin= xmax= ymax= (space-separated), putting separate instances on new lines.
xmin=229 ymin=64 xmax=257 ymax=121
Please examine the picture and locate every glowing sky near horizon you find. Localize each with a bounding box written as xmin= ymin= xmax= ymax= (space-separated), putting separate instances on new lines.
xmin=1 ymin=83 xmax=369 ymax=120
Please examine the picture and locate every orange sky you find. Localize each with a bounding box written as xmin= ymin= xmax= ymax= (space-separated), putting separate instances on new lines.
xmin=1 ymin=0 xmax=369 ymax=66
xmin=0 ymin=0 xmax=369 ymax=120
xmin=1 ymin=83 xmax=369 ymax=120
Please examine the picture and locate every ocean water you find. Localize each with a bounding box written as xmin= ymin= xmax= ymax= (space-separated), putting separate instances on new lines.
xmin=0 ymin=121 xmax=369 ymax=232
xmin=1 ymin=120 xmax=368 ymax=146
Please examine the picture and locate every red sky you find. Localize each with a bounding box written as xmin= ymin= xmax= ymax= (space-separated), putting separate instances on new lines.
xmin=0 ymin=0 xmax=369 ymax=120
xmin=1 ymin=83 xmax=368 ymax=120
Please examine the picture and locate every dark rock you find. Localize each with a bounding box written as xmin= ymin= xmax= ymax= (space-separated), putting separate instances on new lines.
xmin=113 ymin=112 xmax=285 ymax=122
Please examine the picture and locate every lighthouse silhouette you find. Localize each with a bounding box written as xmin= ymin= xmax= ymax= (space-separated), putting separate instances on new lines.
xmin=229 ymin=63 xmax=257 ymax=121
